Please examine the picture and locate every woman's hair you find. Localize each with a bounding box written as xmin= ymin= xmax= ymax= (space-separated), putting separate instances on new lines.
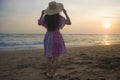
xmin=44 ymin=13 xmax=60 ymax=31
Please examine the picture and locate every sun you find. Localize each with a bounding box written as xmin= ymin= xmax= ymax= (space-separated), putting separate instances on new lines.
xmin=104 ymin=23 xmax=110 ymax=29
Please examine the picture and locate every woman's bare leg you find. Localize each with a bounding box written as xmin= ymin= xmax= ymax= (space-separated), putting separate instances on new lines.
xmin=47 ymin=57 xmax=53 ymax=76
xmin=51 ymin=56 xmax=59 ymax=76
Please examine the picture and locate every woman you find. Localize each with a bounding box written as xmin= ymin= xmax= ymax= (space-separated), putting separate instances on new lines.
xmin=38 ymin=1 xmax=71 ymax=77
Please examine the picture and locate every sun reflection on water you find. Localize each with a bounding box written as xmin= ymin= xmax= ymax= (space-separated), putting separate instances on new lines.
xmin=103 ymin=41 xmax=111 ymax=45
xmin=102 ymin=35 xmax=111 ymax=45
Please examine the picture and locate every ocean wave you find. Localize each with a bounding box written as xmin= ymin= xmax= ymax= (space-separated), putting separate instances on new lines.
xmin=0 ymin=41 xmax=43 ymax=47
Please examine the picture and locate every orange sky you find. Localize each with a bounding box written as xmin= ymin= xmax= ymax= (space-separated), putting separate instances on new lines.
xmin=0 ymin=0 xmax=120 ymax=34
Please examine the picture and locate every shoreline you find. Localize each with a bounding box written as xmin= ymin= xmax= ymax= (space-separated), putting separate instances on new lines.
xmin=0 ymin=43 xmax=120 ymax=52
xmin=0 ymin=44 xmax=120 ymax=80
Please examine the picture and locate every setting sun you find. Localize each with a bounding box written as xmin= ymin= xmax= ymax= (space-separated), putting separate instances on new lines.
xmin=104 ymin=23 xmax=110 ymax=29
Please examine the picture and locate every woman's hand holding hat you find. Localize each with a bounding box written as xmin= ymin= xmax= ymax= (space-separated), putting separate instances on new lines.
xmin=41 ymin=10 xmax=45 ymax=15
xmin=62 ymin=8 xmax=71 ymax=25
xmin=39 ymin=10 xmax=45 ymax=22
xmin=63 ymin=9 xmax=67 ymax=14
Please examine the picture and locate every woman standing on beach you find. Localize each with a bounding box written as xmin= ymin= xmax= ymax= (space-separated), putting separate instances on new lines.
xmin=38 ymin=1 xmax=71 ymax=77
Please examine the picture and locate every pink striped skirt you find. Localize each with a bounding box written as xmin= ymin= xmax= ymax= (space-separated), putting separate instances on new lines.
xmin=44 ymin=31 xmax=66 ymax=57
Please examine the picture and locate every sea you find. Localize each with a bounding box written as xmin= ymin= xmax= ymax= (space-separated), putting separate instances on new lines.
xmin=0 ymin=33 xmax=120 ymax=51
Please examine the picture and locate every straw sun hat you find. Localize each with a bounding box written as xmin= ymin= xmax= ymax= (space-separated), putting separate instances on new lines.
xmin=44 ymin=1 xmax=64 ymax=15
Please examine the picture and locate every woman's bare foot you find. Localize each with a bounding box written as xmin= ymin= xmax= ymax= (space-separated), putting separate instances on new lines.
xmin=46 ymin=72 xmax=52 ymax=77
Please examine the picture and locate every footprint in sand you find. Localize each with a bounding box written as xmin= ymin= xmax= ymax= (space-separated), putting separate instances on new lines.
xmin=69 ymin=77 xmax=80 ymax=80
xmin=68 ymin=71 xmax=78 ymax=75
xmin=59 ymin=74 xmax=70 ymax=79
xmin=87 ymin=77 xmax=106 ymax=80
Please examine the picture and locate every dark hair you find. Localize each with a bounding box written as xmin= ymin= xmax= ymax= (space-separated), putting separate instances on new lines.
xmin=44 ymin=14 xmax=60 ymax=31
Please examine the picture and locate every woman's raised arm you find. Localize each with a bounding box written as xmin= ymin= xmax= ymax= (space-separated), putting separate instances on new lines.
xmin=63 ymin=9 xmax=71 ymax=25
xmin=40 ymin=10 xmax=45 ymax=18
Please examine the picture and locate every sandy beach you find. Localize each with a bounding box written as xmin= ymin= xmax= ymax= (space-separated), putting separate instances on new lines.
xmin=0 ymin=44 xmax=120 ymax=80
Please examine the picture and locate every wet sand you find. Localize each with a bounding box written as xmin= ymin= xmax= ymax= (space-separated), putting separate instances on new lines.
xmin=0 ymin=44 xmax=120 ymax=80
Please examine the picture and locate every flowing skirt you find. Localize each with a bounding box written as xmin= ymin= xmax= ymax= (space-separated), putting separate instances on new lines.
xmin=44 ymin=31 xmax=66 ymax=57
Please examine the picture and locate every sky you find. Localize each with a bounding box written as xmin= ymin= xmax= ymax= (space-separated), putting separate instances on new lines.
xmin=0 ymin=0 xmax=120 ymax=34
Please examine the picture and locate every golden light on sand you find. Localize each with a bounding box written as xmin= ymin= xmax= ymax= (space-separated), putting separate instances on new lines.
xmin=104 ymin=23 xmax=110 ymax=29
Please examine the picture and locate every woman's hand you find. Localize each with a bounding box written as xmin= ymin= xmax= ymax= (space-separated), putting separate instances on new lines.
xmin=62 ymin=8 xmax=71 ymax=25
xmin=63 ymin=9 xmax=67 ymax=14
xmin=41 ymin=10 xmax=45 ymax=15
xmin=40 ymin=10 xmax=45 ymax=19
